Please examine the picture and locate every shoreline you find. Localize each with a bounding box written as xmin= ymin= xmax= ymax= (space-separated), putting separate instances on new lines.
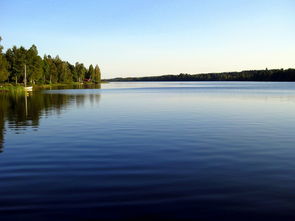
xmin=0 ymin=82 xmax=108 ymax=92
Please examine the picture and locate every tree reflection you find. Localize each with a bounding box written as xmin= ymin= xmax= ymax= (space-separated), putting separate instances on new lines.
xmin=0 ymin=86 xmax=101 ymax=152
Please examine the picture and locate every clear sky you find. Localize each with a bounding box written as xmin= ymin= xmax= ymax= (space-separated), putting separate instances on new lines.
xmin=1 ymin=0 xmax=295 ymax=78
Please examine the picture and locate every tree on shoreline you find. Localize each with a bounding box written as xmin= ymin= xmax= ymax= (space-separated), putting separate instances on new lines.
xmin=75 ymin=62 xmax=87 ymax=83
xmin=109 ymin=69 xmax=295 ymax=82
xmin=0 ymin=36 xmax=102 ymax=85
xmin=94 ymin=65 xmax=101 ymax=83
xmin=0 ymin=37 xmax=9 ymax=82
xmin=87 ymin=64 xmax=94 ymax=80
xmin=26 ymin=45 xmax=43 ymax=84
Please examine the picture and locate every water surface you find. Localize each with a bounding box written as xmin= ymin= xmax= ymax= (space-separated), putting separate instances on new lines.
xmin=1 ymin=82 xmax=295 ymax=220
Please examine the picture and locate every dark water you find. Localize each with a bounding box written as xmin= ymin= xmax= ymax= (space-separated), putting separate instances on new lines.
xmin=1 ymin=82 xmax=295 ymax=220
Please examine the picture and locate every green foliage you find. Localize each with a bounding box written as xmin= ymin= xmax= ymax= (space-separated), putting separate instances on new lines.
xmin=0 ymin=84 xmax=25 ymax=93
xmin=0 ymin=37 xmax=9 ymax=82
xmin=75 ymin=62 xmax=87 ymax=82
xmin=26 ymin=45 xmax=43 ymax=84
xmin=93 ymin=65 xmax=101 ymax=83
xmin=54 ymin=57 xmax=72 ymax=83
xmin=87 ymin=64 xmax=94 ymax=80
xmin=42 ymin=55 xmax=50 ymax=83
xmin=69 ymin=63 xmax=78 ymax=82
xmin=0 ymin=56 xmax=9 ymax=82
xmin=5 ymin=46 xmax=27 ymax=83
xmin=110 ymin=69 xmax=295 ymax=82
xmin=1 ymin=38 xmax=102 ymax=85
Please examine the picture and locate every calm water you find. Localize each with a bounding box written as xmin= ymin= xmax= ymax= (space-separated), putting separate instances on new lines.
xmin=1 ymin=82 xmax=295 ymax=220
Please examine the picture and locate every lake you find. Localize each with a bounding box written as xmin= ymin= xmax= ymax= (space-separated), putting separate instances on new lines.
xmin=1 ymin=82 xmax=295 ymax=220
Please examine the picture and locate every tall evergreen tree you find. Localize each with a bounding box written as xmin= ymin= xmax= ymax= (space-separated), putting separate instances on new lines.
xmin=75 ymin=62 xmax=86 ymax=82
xmin=87 ymin=64 xmax=94 ymax=80
xmin=0 ymin=37 xmax=9 ymax=82
xmin=49 ymin=57 xmax=58 ymax=83
xmin=5 ymin=46 xmax=26 ymax=83
xmin=93 ymin=65 xmax=101 ymax=83
xmin=26 ymin=45 xmax=43 ymax=84
xmin=42 ymin=55 xmax=50 ymax=84
xmin=69 ymin=63 xmax=78 ymax=82
xmin=57 ymin=60 xmax=72 ymax=83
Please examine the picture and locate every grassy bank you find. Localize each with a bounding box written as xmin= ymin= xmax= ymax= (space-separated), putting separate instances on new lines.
xmin=34 ymin=82 xmax=83 ymax=89
xmin=0 ymin=82 xmax=107 ymax=93
xmin=0 ymin=84 xmax=25 ymax=92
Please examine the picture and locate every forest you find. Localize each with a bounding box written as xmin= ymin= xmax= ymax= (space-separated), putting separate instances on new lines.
xmin=0 ymin=37 xmax=101 ymax=85
xmin=109 ymin=68 xmax=295 ymax=82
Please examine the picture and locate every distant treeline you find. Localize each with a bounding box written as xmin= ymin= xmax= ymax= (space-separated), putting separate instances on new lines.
xmin=0 ymin=37 xmax=101 ymax=84
xmin=110 ymin=69 xmax=295 ymax=82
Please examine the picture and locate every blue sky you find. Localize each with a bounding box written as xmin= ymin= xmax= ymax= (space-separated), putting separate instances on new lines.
xmin=1 ymin=0 xmax=295 ymax=78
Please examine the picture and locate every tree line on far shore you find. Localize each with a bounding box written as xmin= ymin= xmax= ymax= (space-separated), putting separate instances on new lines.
xmin=109 ymin=68 xmax=295 ymax=82
xmin=0 ymin=37 xmax=101 ymax=84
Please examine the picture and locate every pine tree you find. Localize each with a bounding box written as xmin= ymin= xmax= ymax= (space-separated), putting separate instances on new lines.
xmin=94 ymin=65 xmax=101 ymax=83
xmin=5 ymin=46 xmax=26 ymax=84
xmin=26 ymin=45 xmax=43 ymax=84
xmin=87 ymin=64 xmax=94 ymax=81
xmin=75 ymin=62 xmax=86 ymax=82
xmin=42 ymin=55 xmax=50 ymax=84
xmin=0 ymin=37 xmax=9 ymax=82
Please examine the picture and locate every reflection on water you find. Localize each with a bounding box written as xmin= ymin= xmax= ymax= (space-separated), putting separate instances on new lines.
xmin=2 ymin=82 xmax=295 ymax=220
xmin=0 ymin=85 xmax=101 ymax=152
